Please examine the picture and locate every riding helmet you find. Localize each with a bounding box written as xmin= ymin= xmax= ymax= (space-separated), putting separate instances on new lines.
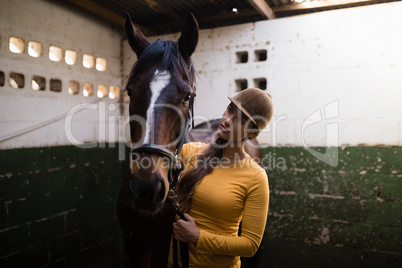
xmin=228 ymin=88 xmax=273 ymax=132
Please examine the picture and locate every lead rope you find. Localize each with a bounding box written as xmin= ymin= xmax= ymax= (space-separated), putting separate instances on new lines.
xmin=170 ymin=94 xmax=194 ymax=268
xmin=170 ymin=189 xmax=188 ymax=268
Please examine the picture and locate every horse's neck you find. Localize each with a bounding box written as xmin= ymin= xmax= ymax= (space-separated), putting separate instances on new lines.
xmin=188 ymin=119 xmax=220 ymax=144
xmin=185 ymin=132 xmax=197 ymax=143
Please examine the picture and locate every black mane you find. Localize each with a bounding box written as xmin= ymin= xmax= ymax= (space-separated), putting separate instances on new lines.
xmin=127 ymin=39 xmax=197 ymax=89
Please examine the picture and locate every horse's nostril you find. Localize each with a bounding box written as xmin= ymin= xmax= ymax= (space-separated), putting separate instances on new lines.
xmin=154 ymin=180 xmax=166 ymax=204
xmin=128 ymin=171 xmax=167 ymax=211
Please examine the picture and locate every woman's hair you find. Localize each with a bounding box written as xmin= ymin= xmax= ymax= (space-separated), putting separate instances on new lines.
xmin=177 ymin=137 xmax=226 ymax=212
xmin=177 ymin=109 xmax=258 ymax=212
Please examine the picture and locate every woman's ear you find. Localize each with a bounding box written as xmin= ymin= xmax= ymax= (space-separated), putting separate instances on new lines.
xmin=247 ymin=130 xmax=259 ymax=140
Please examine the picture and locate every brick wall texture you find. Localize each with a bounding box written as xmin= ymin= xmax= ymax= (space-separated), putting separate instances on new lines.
xmin=1 ymin=145 xmax=401 ymax=267
xmin=0 ymin=144 xmax=130 ymax=267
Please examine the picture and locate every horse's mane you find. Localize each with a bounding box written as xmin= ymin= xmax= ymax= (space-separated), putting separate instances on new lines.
xmin=128 ymin=39 xmax=197 ymax=89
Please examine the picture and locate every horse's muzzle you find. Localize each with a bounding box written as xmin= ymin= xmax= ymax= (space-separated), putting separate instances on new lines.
xmin=128 ymin=171 xmax=167 ymax=213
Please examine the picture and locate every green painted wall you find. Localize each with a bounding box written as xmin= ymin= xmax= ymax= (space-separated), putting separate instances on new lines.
xmin=1 ymin=145 xmax=401 ymax=267
xmin=0 ymin=144 xmax=130 ymax=267
xmin=260 ymin=146 xmax=402 ymax=267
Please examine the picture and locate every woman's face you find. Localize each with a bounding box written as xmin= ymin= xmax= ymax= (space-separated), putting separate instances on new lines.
xmin=217 ymin=103 xmax=250 ymax=142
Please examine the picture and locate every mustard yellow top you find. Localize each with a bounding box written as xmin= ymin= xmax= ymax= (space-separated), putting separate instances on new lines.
xmin=169 ymin=142 xmax=269 ymax=268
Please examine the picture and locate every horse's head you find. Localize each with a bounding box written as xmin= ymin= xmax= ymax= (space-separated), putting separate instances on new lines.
xmin=125 ymin=13 xmax=199 ymax=213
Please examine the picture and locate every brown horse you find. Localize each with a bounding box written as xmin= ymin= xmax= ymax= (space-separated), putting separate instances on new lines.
xmin=116 ymin=13 xmax=199 ymax=268
xmin=117 ymin=13 xmax=263 ymax=268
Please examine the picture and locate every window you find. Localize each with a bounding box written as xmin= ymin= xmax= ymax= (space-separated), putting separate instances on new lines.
xmin=83 ymin=54 xmax=94 ymax=69
xmin=254 ymin=49 xmax=267 ymax=62
xmin=9 ymin=73 xmax=25 ymax=88
xmin=236 ymin=51 xmax=248 ymax=63
xmin=68 ymin=81 xmax=79 ymax=95
xmin=235 ymin=79 xmax=248 ymax=91
xmin=28 ymin=41 xmax=42 ymax=57
xmin=9 ymin=37 xmax=25 ymax=54
xmin=32 ymin=76 xmax=46 ymax=91
xmin=96 ymin=57 xmax=107 ymax=71
xmin=50 ymin=78 xmax=62 ymax=92
xmin=83 ymin=83 xmax=93 ymax=97
xmin=97 ymin=84 xmax=108 ymax=98
xmin=65 ymin=50 xmax=77 ymax=65
xmin=49 ymin=46 xmax=63 ymax=62
xmin=109 ymin=86 xmax=119 ymax=99
xmin=253 ymin=78 xmax=267 ymax=90
xmin=0 ymin=71 xmax=4 ymax=87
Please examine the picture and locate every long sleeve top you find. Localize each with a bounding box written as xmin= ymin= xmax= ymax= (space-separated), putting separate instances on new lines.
xmin=168 ymin=142 xmax=269 ymax=268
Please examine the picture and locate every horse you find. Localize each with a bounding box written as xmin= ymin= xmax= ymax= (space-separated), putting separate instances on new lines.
xmin=116 ymin=13 xmax=199 ymax=268
xmin=117 ymin=13 xmax=263 ymax=268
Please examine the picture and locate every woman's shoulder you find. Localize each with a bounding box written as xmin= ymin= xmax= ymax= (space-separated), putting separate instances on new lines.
xmin=241 ymin=157 xmax=269 ymax=182
xmin=184 ymin=142 xmax=208 ymax=150
xmin=241 ymin=156 xmax=266 ymax=172
xmin=181 ymin=142 xmax=208 ymax=159
xmin=241 ymin=158 xmax=269 ymax=194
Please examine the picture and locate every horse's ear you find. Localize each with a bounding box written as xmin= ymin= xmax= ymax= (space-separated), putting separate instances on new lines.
xmin=125 ymin=12 xmax=150 ymax=56
xmin=178 ymin=13 xmax=199 ymax=60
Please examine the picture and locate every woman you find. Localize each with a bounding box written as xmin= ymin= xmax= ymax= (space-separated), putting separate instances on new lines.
xmin=168 ymin=88 xmax=274 ymax=268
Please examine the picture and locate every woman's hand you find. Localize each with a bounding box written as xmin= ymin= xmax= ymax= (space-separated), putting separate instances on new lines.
xmin=173 ymin=213 xmax=200 ymax=246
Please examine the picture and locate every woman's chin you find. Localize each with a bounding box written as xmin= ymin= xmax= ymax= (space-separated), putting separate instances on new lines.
xmin=216 ymin=131 xmax=228 ymax=140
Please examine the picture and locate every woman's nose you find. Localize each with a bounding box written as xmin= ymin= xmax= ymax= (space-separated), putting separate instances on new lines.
xmin=223 ymin=116 xmax=231 ymax=125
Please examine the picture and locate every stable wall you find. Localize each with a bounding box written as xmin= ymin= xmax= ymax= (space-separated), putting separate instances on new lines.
xmin=125 ymin=2 xmax=402 ymax=148
xmin=0 ymin=144 xmax=130 ymax=267
xmin=260 ymin=146 xmax=401 ymax=267
xmin=0 ymin=0 xmax=128 ymax=267
xmin=0 ymin=0 xmax=124 ymax=150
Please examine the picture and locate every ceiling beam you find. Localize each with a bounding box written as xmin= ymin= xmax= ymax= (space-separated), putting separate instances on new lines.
xmin=64 ymin=0 xmax=155 ymax=35
xmin=145 ymin=10 xmax=262 ymax=35
xmin=247 ymin=0 xmax=276 ymax=19
xmin=198 ymin=10 xmax=262 ymax=23
xmin=143 ymin=0 xmax=181 ymax=20
xmin=272 ymin=0 xmax=386 ymax=13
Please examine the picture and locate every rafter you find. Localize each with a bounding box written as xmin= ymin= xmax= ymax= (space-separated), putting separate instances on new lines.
xmin=248 ymin=0 xmax=276 ymax=19
xmin=64 ymin=0 xmax=155 ymax=35
xmin=272 ymin=0 xmax=386 ymax=13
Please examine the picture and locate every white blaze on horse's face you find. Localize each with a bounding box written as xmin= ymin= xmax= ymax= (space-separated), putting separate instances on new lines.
xmin=143 ymin=70 xmax=171 ymax=144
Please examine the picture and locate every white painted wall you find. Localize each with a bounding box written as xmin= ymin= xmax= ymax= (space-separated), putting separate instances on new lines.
xmin=0 ymin=0 xmax=123 ymax=149
xmin=1 ymin=1 xmax=401 ymax=150
xmin=123 ymin=1 xmax=402 ymax=147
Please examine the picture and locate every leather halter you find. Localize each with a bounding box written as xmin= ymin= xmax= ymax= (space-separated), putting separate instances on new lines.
xmin=130 ymin=93 xmax=194 ymax=191
xmin=130 ymin=91 xmax=195 ymax=268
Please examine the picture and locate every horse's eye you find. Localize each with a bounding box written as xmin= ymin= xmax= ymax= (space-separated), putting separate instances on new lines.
xmin=125 ymin=89 xmax=133 ymax=98
xmin=183 ymin=93 xmax=191 ymax=104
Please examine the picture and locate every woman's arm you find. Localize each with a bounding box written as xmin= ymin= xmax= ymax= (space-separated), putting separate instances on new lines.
xmin=173 ymin=213 xmax=200 ymax=246
xmin=173 ymin=170 xmax=269 ymax=257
